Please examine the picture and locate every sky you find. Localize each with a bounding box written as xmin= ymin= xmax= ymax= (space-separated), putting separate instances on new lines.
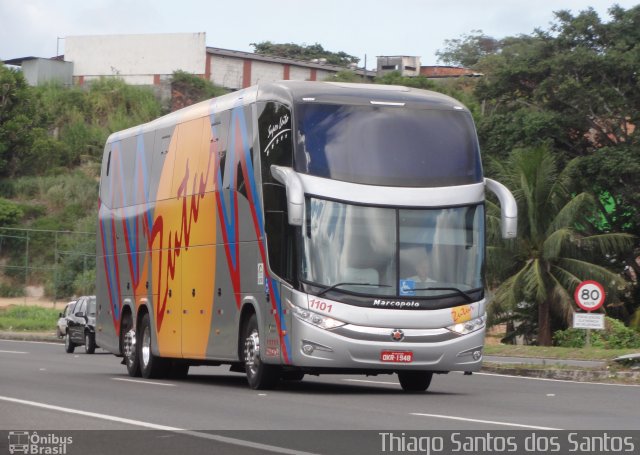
xmin=1 ymin=0 xmax=638 ymax=68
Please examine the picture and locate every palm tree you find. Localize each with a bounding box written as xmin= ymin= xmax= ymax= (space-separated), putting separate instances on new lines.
xmin=487 ymin=146 xmax=634 ymax=346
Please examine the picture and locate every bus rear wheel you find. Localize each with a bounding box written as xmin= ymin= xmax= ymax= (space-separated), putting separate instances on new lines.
xmin=138 ymin=313 xmax=168 ymax=379
xmin=398 ymin=371 xmax=433 ymax=392
xmin=243 ymin=314 xmax=280 ymax=389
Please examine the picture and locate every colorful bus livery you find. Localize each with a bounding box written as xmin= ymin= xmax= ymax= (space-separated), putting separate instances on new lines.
xmin=96 ymin=81 xmax=517 ymax=391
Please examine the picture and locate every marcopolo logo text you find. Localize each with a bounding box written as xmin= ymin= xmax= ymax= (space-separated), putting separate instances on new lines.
xmin=373 ymin=299 xmax=420 ymax=309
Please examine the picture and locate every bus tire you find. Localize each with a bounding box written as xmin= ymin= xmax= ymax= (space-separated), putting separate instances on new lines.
xmin=84 ymin=332 xmax=96 ymax=354
xmin=398 ymin=371 xmax=433 ymax=392
xmin=243 ymin=314 xmax=280 ymax=389
xmin=138 ymin=313 xmax=168 ymax=379
xmin=64 ymin=332 xmax=76 ymax=354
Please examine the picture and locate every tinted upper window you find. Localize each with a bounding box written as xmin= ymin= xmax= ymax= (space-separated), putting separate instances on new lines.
xmin=294 ymin=104 xmax=482 ymax=187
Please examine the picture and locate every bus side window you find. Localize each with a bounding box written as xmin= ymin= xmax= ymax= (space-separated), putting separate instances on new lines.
xmin=258 ymin=102 xmax=293 ymax=281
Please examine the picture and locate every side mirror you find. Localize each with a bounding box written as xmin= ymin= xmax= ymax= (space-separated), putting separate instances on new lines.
xmin=485 ymin=178 xmax=517 ymax=239
xmin=59 ymin=312 xmax=63 ymax=318
xmin=270 ymin=165 xmax=304 ymax=226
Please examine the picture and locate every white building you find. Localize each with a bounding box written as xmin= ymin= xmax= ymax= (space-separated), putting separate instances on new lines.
xmin=4 ymin=33 xmax=371 ymax=93
xmin=64 ymin=33 xmax=207 ymax=86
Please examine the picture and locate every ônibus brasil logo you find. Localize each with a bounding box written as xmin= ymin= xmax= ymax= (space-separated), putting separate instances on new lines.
xmin=8 ymin=431 xmax=73 ymax=455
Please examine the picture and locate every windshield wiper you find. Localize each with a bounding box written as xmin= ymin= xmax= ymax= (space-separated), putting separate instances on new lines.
xmin=316 ymin=282 xmax=392 ymax=297
xmin=412 ymin=286 xmax=474 ymax=303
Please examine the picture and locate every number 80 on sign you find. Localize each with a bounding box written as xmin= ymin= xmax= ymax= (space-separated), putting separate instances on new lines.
xmin=574 ymin=280 xmax=605 ymax=312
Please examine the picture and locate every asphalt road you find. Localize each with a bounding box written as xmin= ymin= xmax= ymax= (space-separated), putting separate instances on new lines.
xmin=1 ymin=339 xmax=639 ymax=454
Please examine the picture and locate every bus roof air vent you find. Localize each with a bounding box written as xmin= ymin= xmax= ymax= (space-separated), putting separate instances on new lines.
xmin=370 ymin=101 xmax=405 ymax=106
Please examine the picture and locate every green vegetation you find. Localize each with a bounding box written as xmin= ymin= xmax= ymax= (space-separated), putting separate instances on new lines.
xmin=171 ymin=70 xmax=228 ymax=107
xmin=436 ymin=30 xmax=501 ymax=68
xmin=0 ymin=74 xmax=162 ymax=177
xmin=553 ymin=317 xmax=640 ymax=349
xmin=0 ymin=305 xmax=59 ymax=331
xmin=251 ymin=41 xmax=359 ymax=66
xmin=433 ymin=5 xmax=640 ymax=344
xmin=472 ymin=6 xmax=640 ymax=239
xmin=0 ymin=68 xmax=164 ymax=298
xmin=486 ymin=147 xmax=634 ymax=345
xmin=0 ymin=198 xmax=23 ymax=226
xmin=484 ymin=343 xmax=639 ymax=362
xmin=0 ymin=283 xmax=25 ymax=298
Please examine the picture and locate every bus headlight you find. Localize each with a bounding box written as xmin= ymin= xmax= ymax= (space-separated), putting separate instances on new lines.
xmin=288 ymin=302 xmax=345 ymax=330
xmin=447 ymin=314 xmax=487 ymax=335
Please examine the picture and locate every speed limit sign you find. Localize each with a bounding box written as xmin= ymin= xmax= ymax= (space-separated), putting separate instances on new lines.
xmin=574 ymin=280 xmax=605 ymax=312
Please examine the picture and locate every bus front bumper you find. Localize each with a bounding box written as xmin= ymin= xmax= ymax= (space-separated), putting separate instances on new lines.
xmin=286 ymin=317 xmax=486 ymax=373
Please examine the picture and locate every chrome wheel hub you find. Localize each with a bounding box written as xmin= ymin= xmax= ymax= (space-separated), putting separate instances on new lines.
xmin=244 ymin=330 xmax=261 ymax=376
xmin=142 ymin=326 xmax=151 ymax=367
xmin=124 ymin=329 xmax=136 ymax=365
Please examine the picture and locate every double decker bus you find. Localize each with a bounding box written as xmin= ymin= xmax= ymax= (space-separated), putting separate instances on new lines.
xmin=96 ymin=81 xmax=516 ymax=391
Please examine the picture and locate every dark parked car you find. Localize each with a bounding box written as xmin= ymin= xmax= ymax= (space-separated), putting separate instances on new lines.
xmin=64 ymin=295 xmax=98 ymax=354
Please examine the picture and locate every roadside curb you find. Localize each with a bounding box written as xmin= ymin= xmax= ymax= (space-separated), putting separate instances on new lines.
xmin=482 ymin=363 xmax=640 ymax=384
xmin=0 ymin=331 xmax=61 ymax=343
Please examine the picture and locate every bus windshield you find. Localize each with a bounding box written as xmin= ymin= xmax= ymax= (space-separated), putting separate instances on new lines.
xmin=300 ymin=198 xmax=484 ymax=299
xmin=294 ymin=103 xmax=482 ymax=187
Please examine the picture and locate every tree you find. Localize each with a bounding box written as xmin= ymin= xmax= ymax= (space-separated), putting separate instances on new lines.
xmin=325 ymin=70 xmax=366 ymax=83
xmin=487 ymin=147 xmax=633 ymax=346
xmin=0 ymin=198 xmax=23 ymax=226
xmin=436 ymin=30 xmax=501 ymax=68
xmin=0 ymin=63 xmax=49 ymax=177
xmin=474 ymin=5 xmax=640 ymax=237
xmin=250 ymin=41 xmax=359 ymax=66
xmin=375 ymin=71 xmax=481 ymax=120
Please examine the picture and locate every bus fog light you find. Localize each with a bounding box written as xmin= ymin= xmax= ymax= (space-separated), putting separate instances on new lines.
xmin=302 ymin=344 xmax=315 ymax=355
xmin=473 ymin=350 xmax=482 ymax=360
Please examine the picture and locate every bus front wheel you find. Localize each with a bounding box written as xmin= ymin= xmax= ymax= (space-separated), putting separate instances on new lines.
xmin=243 ymin=314 xmax=280 ymax=389
xmin=398 ymin=371 xmax=433 ymax=392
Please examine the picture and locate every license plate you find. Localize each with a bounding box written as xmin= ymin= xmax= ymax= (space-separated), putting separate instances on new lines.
xmin=381 ymin=351 xmax=413 ymax=363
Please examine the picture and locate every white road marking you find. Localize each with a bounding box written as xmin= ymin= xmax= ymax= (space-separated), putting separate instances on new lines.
xmin=0 ymin=349 xmax=28 ymax=354
xmin=111 ymin=377 xmax=175 ymax=387
xmin=343 ymin=378 xmax=398 ymax=386
xmin=0 ymin=395 xmax=319 ymax=455
xmin=476 ymin=371 xmax=640 ymax=387
xmin=410 ymin=413 xmax=562 ymax=430
xmin=0 ymin=395 xmax=180 ymax=430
